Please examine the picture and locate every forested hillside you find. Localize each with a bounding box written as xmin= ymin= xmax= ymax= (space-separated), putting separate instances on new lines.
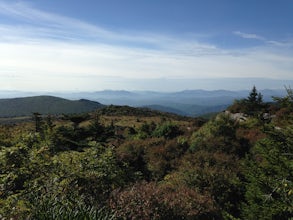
xmin=0 ymin=96 xmax=103 ymax=117
xmin=0 ymin=87 xmax=292 ymax=219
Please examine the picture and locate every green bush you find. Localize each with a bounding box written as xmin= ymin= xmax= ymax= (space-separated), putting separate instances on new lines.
xmin=152 ymin=122 xmax=181 ymax=139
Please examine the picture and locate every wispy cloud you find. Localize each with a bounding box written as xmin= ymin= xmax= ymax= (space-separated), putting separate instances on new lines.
xmin=233 ymin=31 xmax=293 ymax=49
xmin=0 ymin=1 xmax=292 ymax=91
xmin=233 ymin=31 xmax=265 ymax=41
xmin=0 ymin=1 xmax=228 ymax=55
xmin=0 ymin=2 xmax=106 ymax=32
xmin=0 ymin=1 xmax=158 ymax=46
xmin=266 ymin=40 xmax=293 ymax=47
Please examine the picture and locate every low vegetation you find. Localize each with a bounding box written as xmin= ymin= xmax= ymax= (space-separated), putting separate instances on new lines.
xmin=0 ymin=87 xmax=292 ymax=219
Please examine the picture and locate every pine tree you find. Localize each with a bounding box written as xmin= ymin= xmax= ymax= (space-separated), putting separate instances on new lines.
xmin=245 ymin=86 xmax=263 ymax=115
xmin=242 ymin=125 xmax=293 ymax=219
xmin=248 ymin=86 xmax=258 ymax=103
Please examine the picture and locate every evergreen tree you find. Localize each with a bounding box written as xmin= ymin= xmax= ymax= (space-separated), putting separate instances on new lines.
xmin=248 ymin=85 xmax=259 ymax=103
xmin=245 ymin=86 xmax=264 ymax=115
xmin=89 ymin=114 xmax=105 ymax=141
xmin=33 ymin=112 xmax=43 ymax=133
xmin=242 ymin=125 xmax=293 ymax=219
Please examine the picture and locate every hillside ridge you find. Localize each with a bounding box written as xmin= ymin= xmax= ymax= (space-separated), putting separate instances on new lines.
xmin=0 ymin=95 xmax=103 ymax=117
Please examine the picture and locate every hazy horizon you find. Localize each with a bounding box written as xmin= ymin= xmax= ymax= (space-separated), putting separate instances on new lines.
xmin=0 ymin=77 xmax=291 ymax=93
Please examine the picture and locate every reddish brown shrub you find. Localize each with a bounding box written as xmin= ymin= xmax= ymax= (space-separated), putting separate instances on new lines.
xmin=109 ymin=182 xmax=161 ymax=220
xmin=109 ymin=181 xmax=217 ymax=219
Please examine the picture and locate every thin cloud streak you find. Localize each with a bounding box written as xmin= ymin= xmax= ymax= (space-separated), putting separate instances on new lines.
xmin=0 ymin=1 xmax=175 ymax=47
xmin=234 ymin=31 xmax=293 ymax=48
xmin=0 ymin=1 xmax=233 ymax=55
xmin=0 ymin=1 xmax=292 ymax=91
xmin=233 ymin=31 xmax=265 ymax=41
xmin=0 ymin=1 xmax=110 ymax=34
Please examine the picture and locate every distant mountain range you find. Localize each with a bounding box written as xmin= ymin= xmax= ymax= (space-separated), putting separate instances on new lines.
xmin=0 ymin=89 xmax=287 ymax=117
xmin=0 ymin=96 xmax=103 ymax=117
xmin=54 ymin=89 xmax=286 ymax=116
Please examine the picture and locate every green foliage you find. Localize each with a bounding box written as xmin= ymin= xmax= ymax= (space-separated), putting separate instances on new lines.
xmin=30 ymin=200 xmax=115 ymax=220
xmin=0 ymin=125 xmax=15 ymax=147
xmin=242 ymin=125 xmax=293 ymax=219
xmin=272 ymin=86 xmax=293 ymax=126
xmin=190 ymin=113 xmax=250 ymax=157
xmin=29 ymin=194 xmax=115 ymax=220
xmin=145 ymin=138 xmax=189 ymax=180
xmin=116 ymin=138 xmax=163 ymax=180
xmin=0 ymin=136 xmax=127 ymax=218
xmin=152 ymin=122 xmax=181 ymax=139
xmin=0 ymin=91 xmax=292 ymax=219
xmin=247 ymin=85 xmax=263 ymax=104
xmin=164 ymin=151 xmax=244 ymax=218
xmin=63 ymin=113 xmax=90 ymax=130
xmin=228 ymin=86 xmax=265 ymax=116
xmin=245 ymin=86 xmax=264 ymax=116
xmin=98 ymin=104 xmax=186 ymax=120
xmin=135 ymin=121 xmax=156 ymax=139
xmin=88 ymin=114 xmax=106 ymax=141
xmin=33 ymin=112 xmax=43 ymax=132
xmin=273 ymin=86 xmax=293 ymax=109
xmin=52 ymin=113 xmax=111 ymax=151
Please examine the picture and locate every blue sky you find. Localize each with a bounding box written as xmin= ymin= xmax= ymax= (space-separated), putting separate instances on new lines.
xmin=0 ymin=0 xmax=292 ymax=91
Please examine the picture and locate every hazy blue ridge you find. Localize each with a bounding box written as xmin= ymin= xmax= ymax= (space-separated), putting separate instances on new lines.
xmin=0 ymin=89 xmax=286 ymax=117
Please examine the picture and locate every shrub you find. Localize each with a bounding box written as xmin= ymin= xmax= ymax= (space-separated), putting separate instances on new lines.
xmin=152 ymin=122 xmax=181 ymax=139
xmin=110 ymin=181 xmax=217 ymax=219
